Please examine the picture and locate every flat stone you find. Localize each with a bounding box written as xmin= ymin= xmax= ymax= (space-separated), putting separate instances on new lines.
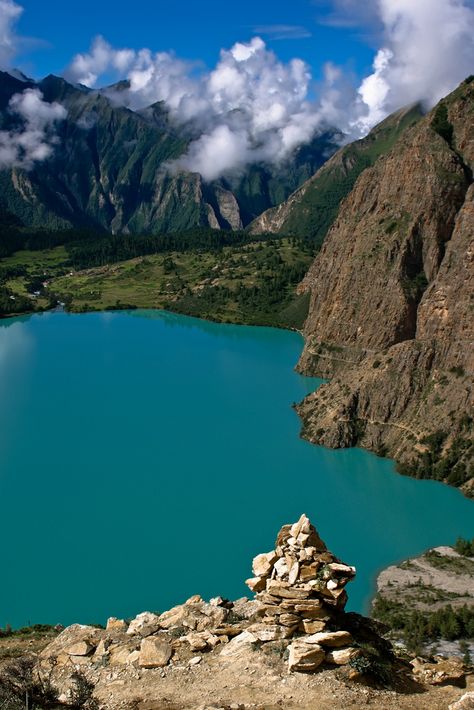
xmin=266 ymin=580 xmax=310 ymax=599
xmin=127 ymin=612 xmax=161 ymax=637
xmin=246 ymin=577 xmax=266 ymax=593
xmin=288 ymin=641 xmax=325 ymax=673
xmin=305 ymin=631 xmax=353 ymax=647
xmin=219 ymin=631 xmax=258 ymax=657
xmin=65 ymin=640 xmax=95 ymax=657
xmin=300 ymin=619 xmax=327 ymax=634
xmin=252 ymin=551 xmax=278 ymax=577
xmin=248 ymin=623 xmax=296 ymax=641
xmin=40 ymin=625 xmax=103 ymax=662
xmin=189 ymin=656 xmax=202 ymax=666
xmin=139 ymin=637 xmax=172 ymax=668
xmin=325 ymin=647 xmax=359 ymax=665
xmin=279 ymin=613 xmax=300 ymax=627
xmin=298 ymin=563 xmax=319 ymax=581
xmin=159 ymin=601 xmax=227 ymax=632
xmin=109 ymin=643 xmax=137 ymax=665
xmin=185 ymin=633 xmax=209 ymax=651
xmin=288 ymin=561 xmax=300 ymax=585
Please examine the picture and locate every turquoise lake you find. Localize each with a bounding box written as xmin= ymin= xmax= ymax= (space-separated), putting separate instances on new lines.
xmin=1 ymin=309 xmax=473 ymax=629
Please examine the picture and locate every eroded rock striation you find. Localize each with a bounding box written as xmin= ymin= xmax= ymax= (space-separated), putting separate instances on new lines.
xmin=295 ymin=78 xmax=474 ymax=495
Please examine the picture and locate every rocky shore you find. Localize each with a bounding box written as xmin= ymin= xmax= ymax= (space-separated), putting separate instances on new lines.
xmin=2 ymin=515 xmax=473 ymax=709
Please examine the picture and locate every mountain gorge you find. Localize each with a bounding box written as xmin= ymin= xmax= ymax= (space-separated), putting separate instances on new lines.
xmin=0 ymin=71 xmax=339 ymax=234
xmin=295 ymin=77 xmax=474 ymax=495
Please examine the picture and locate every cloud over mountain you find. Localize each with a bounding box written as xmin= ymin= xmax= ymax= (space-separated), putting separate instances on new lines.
xmin=352 ymin=0 xmax=474 ymax=132
xmin=67 ymin=36 xmax=336 ymax=180
xmin=0 ymin=88 xmax=67 ymax=169
xmin=2 ymin=0 xmax=474 ymax=177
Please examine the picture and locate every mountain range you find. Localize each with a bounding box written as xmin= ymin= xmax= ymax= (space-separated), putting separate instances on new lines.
xmin=0 ymin=71 xmax=339 ymax=234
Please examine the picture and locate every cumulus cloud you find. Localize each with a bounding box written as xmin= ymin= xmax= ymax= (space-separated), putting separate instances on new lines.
xmin=350 ymin=0 xmax=474 ymax=133
xmin=0 ymin=0 xmax=23 ymax=68
xmin=67 ymin=36 xmax=336 ymax=180
xmin=0 ymin=89 xmax=67 ymax=169
xmin=6 ymin=0 xmax=474 ymax=179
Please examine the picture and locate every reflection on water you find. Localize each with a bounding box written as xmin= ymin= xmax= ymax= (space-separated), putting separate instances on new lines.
xmin=0 ymin=310 xmax=473 ymax=629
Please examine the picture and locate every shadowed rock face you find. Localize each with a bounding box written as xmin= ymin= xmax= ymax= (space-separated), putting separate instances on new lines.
xmin=296 ymin=78 xmax=474 ymax=496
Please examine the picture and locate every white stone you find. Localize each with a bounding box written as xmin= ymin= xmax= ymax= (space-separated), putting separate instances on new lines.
xmin=127 ymin=612 xmax=161 ymax=637
xmin=288 ymin=641 xmax=325 ymax=672
xmin=139 ymin=637 xmax=172 ymax=668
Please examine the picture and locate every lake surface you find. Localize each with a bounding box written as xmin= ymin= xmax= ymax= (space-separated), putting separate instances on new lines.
xmin=1 ymin=309 xmax=473 ymax=629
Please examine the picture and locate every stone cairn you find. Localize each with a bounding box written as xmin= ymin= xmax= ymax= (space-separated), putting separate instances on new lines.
xmin=246 ymin=513 xmax=358 ymax=671
xmin=38 ymin=514 xmax=390 ymax=685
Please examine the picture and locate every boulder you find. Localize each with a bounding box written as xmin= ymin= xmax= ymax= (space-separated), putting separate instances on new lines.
xmin=139 ymin=637 xmax=173 ymax=668
xmin=219 ymin=630 xmax=258 ymax=658
xmin=127 ymin=612 xmax=161 ymax=637
xmin=40 ymin=624 xmax=103 ymax=663
xmin=411 ymin=656 xmax=465 ymax=686
xmin=449 ymin=692 xmax=474 ymax=710
xmin=252 ymin=551 xmax=278 ymax=577
xmin=300 ymin=619 xmax=327 ymax=634
xmin=106 ymin=617 xmax=128 ymax=632
xmin=288 ymin=641 xmax=325 ymax=672
xmin=109 ymin=642 xmax=139 ymax=665
xmin=325 ymin=647 xmax=359 ymax=665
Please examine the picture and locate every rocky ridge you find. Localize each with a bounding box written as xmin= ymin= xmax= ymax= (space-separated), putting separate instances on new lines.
xmin=11 ymin=515 xmax=470 ymax=709
xmin=294 ymin=77 xmax=474 ymax=495
xmin=0 ymin=71 xmax=337 ymax=234
xmin=248 ymin=104 xmax=423 ymax=245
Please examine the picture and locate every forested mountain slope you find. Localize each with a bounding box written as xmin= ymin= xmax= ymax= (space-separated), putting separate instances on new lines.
xmin=0 ymin=72 xmax=338 ymax=234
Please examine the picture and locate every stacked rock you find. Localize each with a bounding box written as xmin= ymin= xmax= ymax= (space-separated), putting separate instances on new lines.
xmin=246 ymin=514 xmax=358 ymax=669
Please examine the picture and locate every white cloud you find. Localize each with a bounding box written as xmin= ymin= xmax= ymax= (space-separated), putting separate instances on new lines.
xmin=252 ymin=25 xmax=312 ymax=41
xmin=66 ymin=36 xmax=336 ymax=180
xmin=0 ymin=89 xmax=67 ymax=169
xmin=0 ymin=0 xmax=23 ymax=68
xmin=350 ymin=0 xmax=474 ymax=134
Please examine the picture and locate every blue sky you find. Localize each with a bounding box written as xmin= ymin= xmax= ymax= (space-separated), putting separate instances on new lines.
xmin=4 ymin=0 xmax=474 ymax=178
xmin=16 ymin=0 xmax=376 ymax=83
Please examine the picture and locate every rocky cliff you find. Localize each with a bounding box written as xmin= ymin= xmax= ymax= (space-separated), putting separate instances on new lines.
xmin=296 ymin=77 xmax=474 ymax=496
xmin=248 ymin=104 xmax=423 ymax=245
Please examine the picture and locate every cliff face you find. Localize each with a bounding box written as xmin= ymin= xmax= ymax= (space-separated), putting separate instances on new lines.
xmin=296 ymin=78 xmax=474 ymax=496
xmin=248 ymin=105 xmax=423 ymax=245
